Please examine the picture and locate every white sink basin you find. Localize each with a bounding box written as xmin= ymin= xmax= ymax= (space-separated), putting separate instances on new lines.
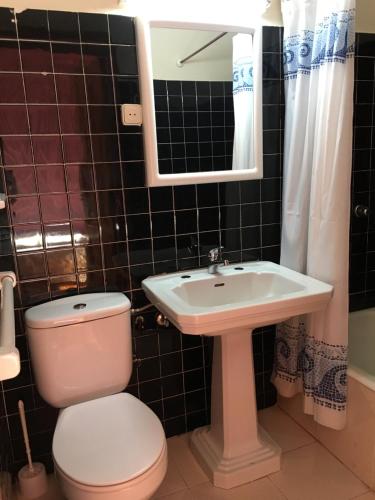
xmin=142 ymin=261 xmax=333 ymax=490
xmin=142 ymin=261 xmax=333 ymax=335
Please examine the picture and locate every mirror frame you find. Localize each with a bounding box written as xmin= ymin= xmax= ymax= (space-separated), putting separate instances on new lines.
xmin=135 ymin=17 xmax=263 ymax=186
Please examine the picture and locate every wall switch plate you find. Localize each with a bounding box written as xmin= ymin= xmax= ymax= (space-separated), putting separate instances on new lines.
xmin=121 ymin=104 xmax=142 ymax=126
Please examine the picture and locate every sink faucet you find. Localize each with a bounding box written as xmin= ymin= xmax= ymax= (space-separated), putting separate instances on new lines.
xmin=208 ymin=246 xmax=227 ymax=274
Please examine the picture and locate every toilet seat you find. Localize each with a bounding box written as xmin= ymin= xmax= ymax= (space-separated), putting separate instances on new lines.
xmin=53 ymin=393 xmax=165 ymax=487
xmin=54 ymin=442 xmax=167 ymax=500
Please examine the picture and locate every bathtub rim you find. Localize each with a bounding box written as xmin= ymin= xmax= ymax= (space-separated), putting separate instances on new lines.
xmin=347 ymin=366 xmax=375 ymax=392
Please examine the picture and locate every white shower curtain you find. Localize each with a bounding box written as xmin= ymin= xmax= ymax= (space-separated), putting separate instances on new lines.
xmin=232 ymin=34 xmax=254 ymax=170
xmin=272 ymin=0 xmax=355 ymax=430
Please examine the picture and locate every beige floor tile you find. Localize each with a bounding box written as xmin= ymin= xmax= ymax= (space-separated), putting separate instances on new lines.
xmin=189 ymin=477 xmax=287 ymax=500
xmin=269 ymin=442 xmax=368 ymax=500
xmin=153 ymin=458 xmax=188 ymax=498
xmin=167 ymin=434 xmax=209 ymax=487
xmin=352 ymin=494 xmax=375 ymax=500
xmin=258 ymin=405 xmax=315 ymax=452
xmin=156 ymin=489 xmax=195 ymax=500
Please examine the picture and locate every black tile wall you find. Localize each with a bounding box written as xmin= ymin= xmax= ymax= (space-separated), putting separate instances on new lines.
xmin=0 ymin=7 xmax=283 ymax=473
xmin=154 ymin=79 xmax=234 ymax=173
xmin=350 ymin=33 xmax=375 ymax=311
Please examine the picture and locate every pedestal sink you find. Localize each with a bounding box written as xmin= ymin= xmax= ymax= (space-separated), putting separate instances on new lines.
xmin=142 ymin=261 xmax=333 ymax=489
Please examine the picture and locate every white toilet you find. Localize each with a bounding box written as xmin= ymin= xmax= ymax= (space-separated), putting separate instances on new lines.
xmin=25 ymin=293 xmax=167 ymax=500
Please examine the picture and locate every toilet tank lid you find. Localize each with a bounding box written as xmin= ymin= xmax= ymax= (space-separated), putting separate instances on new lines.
xmin=25 ymin=293 xmax=131 ymax=329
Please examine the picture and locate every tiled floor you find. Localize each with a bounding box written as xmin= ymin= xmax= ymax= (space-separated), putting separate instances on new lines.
xmin=13 ymin=405 xmax=373 ymax=500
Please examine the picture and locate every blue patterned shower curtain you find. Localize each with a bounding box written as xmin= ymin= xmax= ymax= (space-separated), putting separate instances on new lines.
xmin=272 ymin=0 xmax=355 ymax=430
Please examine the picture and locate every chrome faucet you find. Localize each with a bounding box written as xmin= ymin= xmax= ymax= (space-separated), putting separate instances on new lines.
xmin=207 ymin=246 xmax=227 ymax=274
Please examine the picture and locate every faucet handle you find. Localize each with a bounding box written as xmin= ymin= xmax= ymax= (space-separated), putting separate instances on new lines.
xmin=208 ymin=246 xmax=224 ymax=262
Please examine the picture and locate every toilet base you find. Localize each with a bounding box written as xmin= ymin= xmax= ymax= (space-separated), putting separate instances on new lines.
xmin=191 ymin=425 xmax=281 ymax=489
xmin=55 ymin=443 xmax=167 ymax=500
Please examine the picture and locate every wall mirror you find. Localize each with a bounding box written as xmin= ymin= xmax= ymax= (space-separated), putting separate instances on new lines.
xmin=136 ymin=17 xmax=263 ymax=186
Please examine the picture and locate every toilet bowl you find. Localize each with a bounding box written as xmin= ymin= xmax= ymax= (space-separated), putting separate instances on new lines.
xmin=53 ymin=394 xmax=167 ymax=500
xmin=25 ymin=293 xmax=167 ymax=500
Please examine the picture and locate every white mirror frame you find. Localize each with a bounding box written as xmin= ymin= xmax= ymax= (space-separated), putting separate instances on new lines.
xmin=135 ymin=17 xmax=263 ymax=187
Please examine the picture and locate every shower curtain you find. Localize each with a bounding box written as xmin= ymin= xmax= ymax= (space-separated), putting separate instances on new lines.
xmin=232 ymin=34 xmax=254 ymax=170
xmin=272 ymin=0 xmax=355 ymax=430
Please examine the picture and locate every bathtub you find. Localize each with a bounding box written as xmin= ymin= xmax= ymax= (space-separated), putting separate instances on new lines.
xmin=279 ymin=308 xmax=375 ymax=490
xmin=348 ymin=308 xmax=375 ymax=390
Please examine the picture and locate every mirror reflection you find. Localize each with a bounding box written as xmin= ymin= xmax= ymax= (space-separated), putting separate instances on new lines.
xmin=151 ymin=28 xmax=255 ymax=175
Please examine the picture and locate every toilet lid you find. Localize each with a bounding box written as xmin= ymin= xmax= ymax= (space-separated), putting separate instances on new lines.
xmin=53 ymin=393 xmax=166 ymax=487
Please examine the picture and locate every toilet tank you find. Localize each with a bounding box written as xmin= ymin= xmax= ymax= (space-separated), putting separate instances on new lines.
xmin=25 ymin=293 xmax=133 ymax=408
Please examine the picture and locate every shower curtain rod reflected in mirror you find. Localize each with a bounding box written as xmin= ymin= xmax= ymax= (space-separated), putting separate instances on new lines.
xmin=177 ymin=31 xmax=227 ymax=66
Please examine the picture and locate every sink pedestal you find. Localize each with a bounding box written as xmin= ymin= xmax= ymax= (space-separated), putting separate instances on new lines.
xmin=190 ymin=329 xmax=281 ymax=489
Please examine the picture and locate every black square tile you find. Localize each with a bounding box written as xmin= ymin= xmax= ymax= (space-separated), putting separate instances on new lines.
xmin=153 ymin=236 xmax=176 ymax=262
xmin=150 ymin=187 xmax=173 ymax=212
xmin=0 ymin=105 xmax=28 ymax=135
xmin=79 ymin=13 xmax=109 ymax=44
xmin=262 ymin=223 xmax=281 ymax=247
xmin=86 ymin=75 xmax=114 ymax=104
xmin=111 ymin=45 xmax=138 ymax=75
xmin=175 ymin=209 xmax=197 ymax=235
xmin=109 ymin=15 xmax=135 ymax=45
xmin=105 ymin=267 xmax=130 ymax=292
xmin=114 ymin=76 xmax=140 ymax=104
xmin=0 ymin=74 xmax=24 ymax=104
xmin=151 ymin=212 xmax=175 ymax=237
xmin=92 ymin=134 xmax=120 ymax=163
xmin=103 ymin=241 xmax=128 ymax=268
xmin=160 ymin=352 xmax=182 ymax=377
xmin=25 ymin=73 xmax=56 ymax=104
xmin=137 ymin=357 xmax=160 ymax=382
xmin=69 ymin=192 xmax=98 ymax=219
xmin=98 ymin=190 xmax=124 ymax=217
xmin=0 ymin=7 xmax=17 ymax=38
xmin=52 ymin=42 xmax=83 ymax=73
xmin=120 ymin=134 xmax=144 ymax=161
xmin=153 ymin=80 xmax=167 ymax=95
xmin=356 ymin=57 xmax=375 ymax=81
xmin=5 ymin=166 xmax=36 ymax=195
xmin=20 ymin=41 xmax=52 ymax=72
xmin=263 ymin=26 xmax=281 ymax=52
xmin=163 ymin=395 xmax=185 ymax=419
xmin=0 ymin=41 xmax=21 ymax=71
xmin=139 ymin=379 xmax=161 ymax=403
xmin=48 ymin=11 xmax=80 ymax=42
xmin=127 ymin=214 xmax=151 ymax=240
xmin=136 ymin=334 xmax=159 ymax=359
xmin=185 ymin=389 xmax=205 ymax=413
xmin=357 ymin=33 xmax=375 ymax=57
xmin=2 ymin=136 xmax=33 ymax=166
xmin=82 ymin=44 xmax=111 ymax=74
xmin=130 ymin=263 xmax=153 ymax=289
xmin=183 ymin=347 xmax=204 ymax=371
xmin=75 ymin=245 xmax=102 ymax=271
xmin=173 ymin=185 xmax=197 ymax=210
xmin=197 ymin=184 xmax=219 ymax=207
xmin=125 ymin=188 xmax=149 ymax=214
xmin=20 ymin=279 xmax=49 ymax=307
xmin=17 ymin=9 xmax=49 ymax=40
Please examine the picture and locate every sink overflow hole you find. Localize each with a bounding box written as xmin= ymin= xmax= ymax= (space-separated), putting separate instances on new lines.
xmin=234 ymin=267 xmax=244 ymax=270
xmin=181 ymin=275 xmax=191 ymax=279
xmin=214 ymin=283 xmax=225 ymax=287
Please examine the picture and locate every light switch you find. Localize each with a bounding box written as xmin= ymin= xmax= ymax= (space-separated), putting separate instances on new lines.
xmin=121 ymin=104 xmax=142 ymax=126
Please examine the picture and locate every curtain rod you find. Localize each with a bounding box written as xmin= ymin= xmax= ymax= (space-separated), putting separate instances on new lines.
xmin=177 ymin=32 xmax=227 ymax=67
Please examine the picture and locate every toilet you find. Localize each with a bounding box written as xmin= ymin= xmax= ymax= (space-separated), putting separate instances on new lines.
xmin=25 ymin=293 xmax=167 ymax=500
